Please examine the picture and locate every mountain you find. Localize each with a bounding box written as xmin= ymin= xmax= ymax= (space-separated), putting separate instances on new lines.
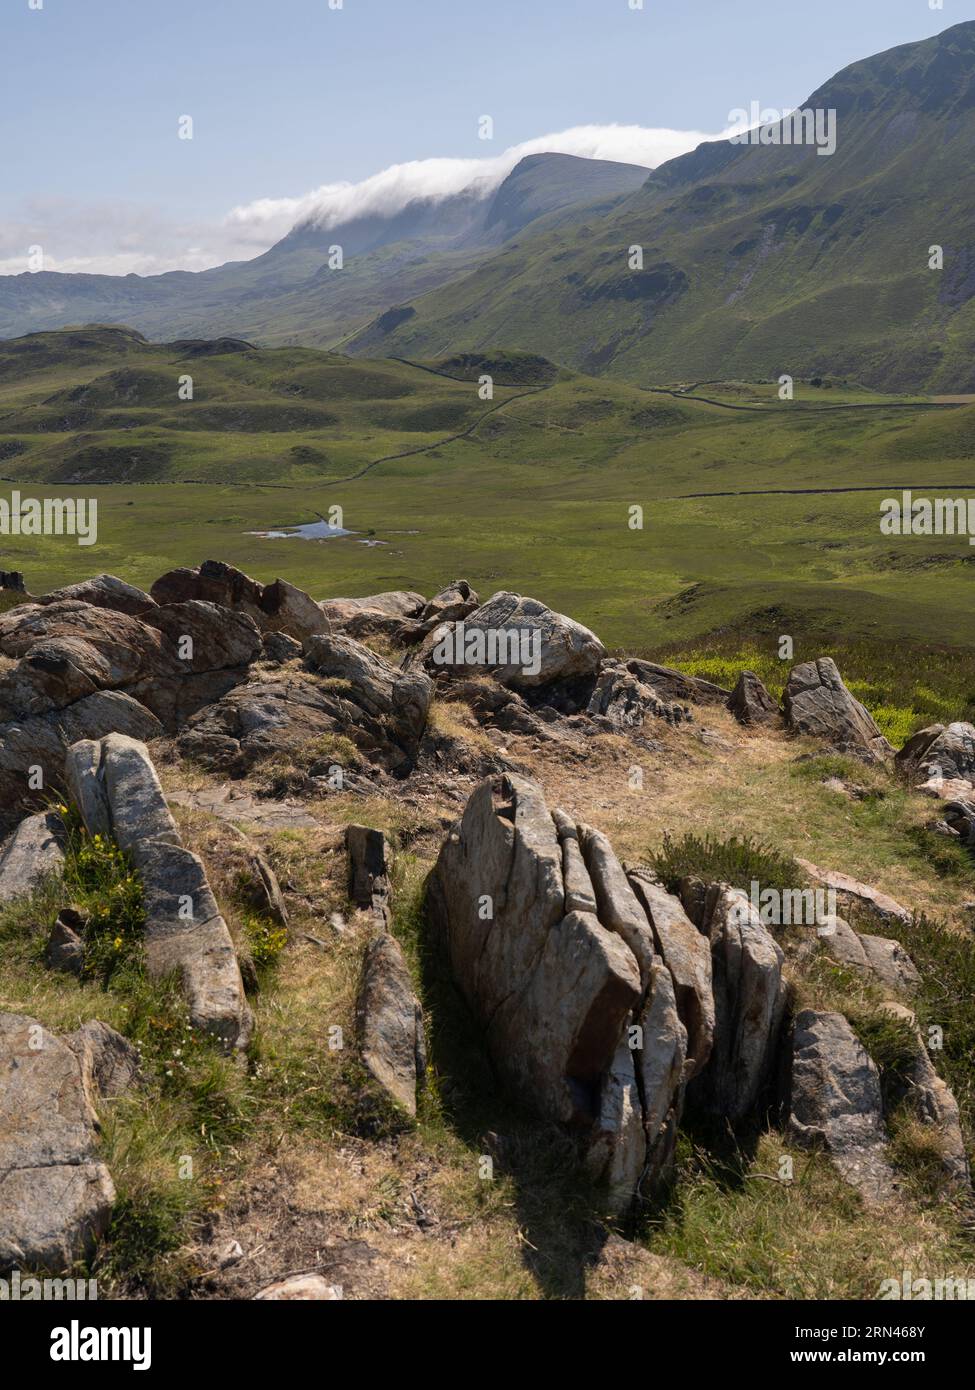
xmin=346 ymin=21 xmax=975 ymax=391
xmin=0 ymin=154 xmax=650 ymax=348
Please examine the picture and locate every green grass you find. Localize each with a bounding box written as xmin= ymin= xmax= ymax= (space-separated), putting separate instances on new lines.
xmin=646 ymin=831 xmax=806 ymax=898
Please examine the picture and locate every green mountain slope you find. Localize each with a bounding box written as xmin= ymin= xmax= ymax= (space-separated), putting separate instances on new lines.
xmin=346 ymin=22 xmax=975 ymax=392
xmin=0 ymin=155 xmax=649 ymax=348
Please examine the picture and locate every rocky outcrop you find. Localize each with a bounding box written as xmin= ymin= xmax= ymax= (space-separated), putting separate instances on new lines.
xmin=858 ymin=934 xmax=921 ymax=996
xmin=797 ymin=858 xmax=911 ymax=925
xmin=179 ymin=634 xmax=433 ymax=780
xmin=0 ymin=811 xmax=65 ymax=904
xmin=587 ymin=661 xmax=690 ymax=730
xmin=67 ymin=1020 xmax=143 ymax=1099
xmin=680 ymin=882 xmax=787 ymax=1122
xmin=880 ymin=1002 xmax=971 ymax=1194
xmin=355 ymin=933 xmax=426 ymax=1119
xmin=0 ymin=1013 xmax=116 ymax=1272
xmin=428 ymin=774 xmax=694 ymax=1208
xmin=783 ymin=658 xmax=893 ymax=762
xmin=151 ymin=560 xmax=328 ymax=645
xmin=0 ymin=689 xmax=163 ymax=830
xmin=319 ymin=590 xmax=425 ymax=631
xmin=626 ymin=660 xmax=730 ymax=707
xmin=0 ymin=596 xmax=261 ymax=733
xmin=397 ymin=581 xmax=480 ymax=644
xmin=627 ymin=868 xmax=714 ymax=1079
xmin=39 ymin=573 xmax=155 ymax=617
xmin=896 ymin=722 xmax=975 ymax=785
xmin=65 ymin=734 xmax=252 ymax=1050
xmin=346 ymin=825 xmax=391 ymax=926
xmin=786 ymin=1010 xmax=897 ymax=1203
xmin=728 ymin=670 xmax=779 ymax=727
xmin=421 ymin=592 xmax=605 ymax=690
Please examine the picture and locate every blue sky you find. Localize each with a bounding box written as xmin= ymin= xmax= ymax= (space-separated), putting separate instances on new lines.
xmin=0 ymin=0 xmax=969 ymax=274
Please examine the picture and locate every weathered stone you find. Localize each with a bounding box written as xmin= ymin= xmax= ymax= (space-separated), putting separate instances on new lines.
xmin=858 ymin=934 xmax=922 ymax=996
xmin=427 ymin=776 xmax=641 ymax=1128
xmin=261 ymin=630 xmax=303 ymax=664
xmin=879 ymin=1002 xmax=970 ymax=1193
xmin=627 ymin=868 xmax=714 ymax=1079
xmin=0 ymin=1013 xmax=115 ymax=1272
xmin=346 ymin=824 xmax=391 ymax=925
xmin=47 ymin=914 xmax=85 ymax=975
xmin=65 ymin=735 xmax=252 ymax=1050
xmin=896 ymin=722 xmax=975 ymax=784
xmin=635 ymin=956 xmax=687 ymax=1185
xmin=319 ymin=590 xmax=425 ymax=628
xmin=625 ymin=660 xmax=730 ymax=707
xmin=787 ymin=1010 xmax=897 ymax=1203
xmin=397 ymin=580 xmax=480 ymax=643
xmin=796 ymin=858 xmax=911 ymax=925
xmin=587 ymin=661 xmax=688 ymax=730
xmin=552 ymin=809 xmax=597 ymax=914
xmin=586 ymin=1039 xmax=646 ymax=1209
xmin=356 ymin=932 xmax=425 ymax=1118
xmin=0 ymin=811 xmax=65 ymax=904
xmin=424 ymin=591 xmax=604 ymax=690
xmin=249 ymin=852 xmax=289 ymax=927
xmin=817 ymin=914 xmax=870 ymax=972
xmin=578 ymin=824 xmax=656 ymax=986
xmin=254 ymin=1274 xmax=343 ymax=1300
xmin=40 ymin=574 xmax=156 ymax=617
xmin=728 ymin=670 xmax=779 ymax=726
xmin=67 ymin=1020 xmax=143 ymax=1098
xmin=0 ymin=691 xmax=162 ymax=833
xmin=304 ymin=633 xmax=433 ymax=758
xmin=151 ymin=560 xmax=328 ymax=644
xmin=784 ymin=657 xmax=893 ymax=761
xmin=685 ymin=884 xmax=787 ymax=1121
xmin=138 ymin=839 xmax=253 ymax=1049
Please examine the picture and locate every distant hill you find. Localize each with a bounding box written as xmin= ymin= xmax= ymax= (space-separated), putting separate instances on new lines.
xmin=346 ymin=22 xmax=975 ymax=392
xmin=0 ymin=154 xmax=650 ymax=349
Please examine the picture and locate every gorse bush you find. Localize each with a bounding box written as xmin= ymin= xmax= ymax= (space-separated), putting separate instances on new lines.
xmin=646 ymin=832 xmax=806 ymax=896
xmin=56 ymin=802 xmax=145 ymax=982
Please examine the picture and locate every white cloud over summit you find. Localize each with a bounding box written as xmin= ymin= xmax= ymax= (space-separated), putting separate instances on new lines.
xmin=0 ymin=124 xmax=716 ymax=279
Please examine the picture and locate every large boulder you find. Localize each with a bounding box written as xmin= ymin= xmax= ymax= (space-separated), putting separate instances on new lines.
xmin=0 ymin=597 xmax=261 ymax=731
xmin=0 ymin=811 xmax=65 ymax=904
xmin=319 ymin=590 xmax=425 ymax=626
xmin=896 ymin=722 xmax=975 ymax=785
xmin=786 ymin=1010 xmax=896 ymax=1203
xmin=625 ymin=660 xmax=730 ymax=707
xmin=180 ymin=634 xmax=433 ymax=778
xmin=0 ymin=1013 xmax=116 ymax=1271
xmin=427 ymin=774 xmax=692 ymax=1207
xmin=355 ymin=933 xmax=426 ymax=1118
xmin=783 ymin=658 xmax=893 ymax=761
xmin=0 ymin=689 xmax=163 ymax=832
xmin=587 ymin=661 xmax=690 ymax=730
xmin=422 ymin=592 xmax=604 ymax=690
xmin=39 ymin=574 xmax=156 ymax=617
xmin=64 ymin=734 xmax=252 ymax=1050
xmin=680 ymin=883 xmax=787 ymax=1121
xmin=727 ymin=671 xmax=779 ymax=727
xmin=151 ymin=560 xmax=328 ymax=644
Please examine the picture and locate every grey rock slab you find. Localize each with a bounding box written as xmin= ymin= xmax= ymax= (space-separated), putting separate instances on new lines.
xmin=787 ymin=1009 xmax=897 ymax=1204
xmin=0 ymin=1013 xmax=115 ymax=1272
xmin=355 ymin=932 xmax=425 ymax=1118
xmin=627 ymin=868 xmax=714 ymax=1079
xmin=0 ymin=811 xmax=65 ymax=904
